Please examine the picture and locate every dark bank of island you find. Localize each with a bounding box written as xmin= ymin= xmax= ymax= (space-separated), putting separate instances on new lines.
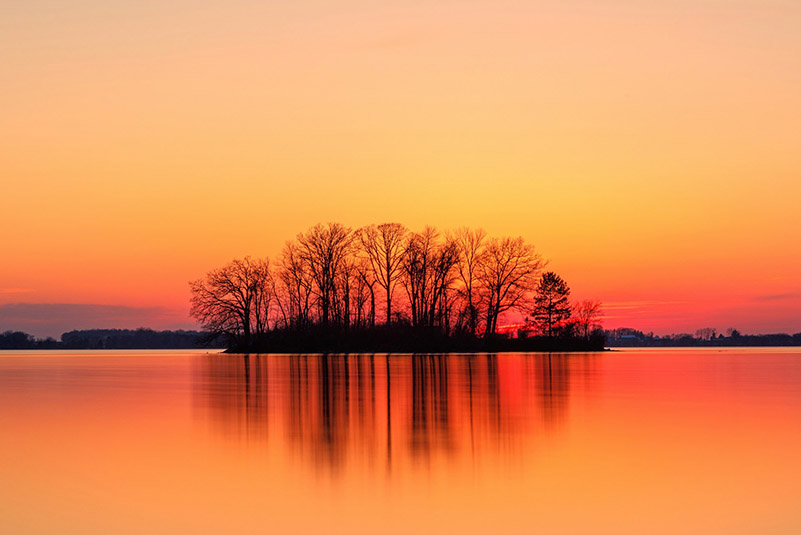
xmin=224 ymin=325 xmax=606 ymax=354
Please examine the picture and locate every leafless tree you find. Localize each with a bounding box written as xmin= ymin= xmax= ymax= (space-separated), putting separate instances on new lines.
xmin=189 ymin=257 xmax=273 ymax=346
xmin=334 ymin=258 xmax=362 ymax=329
xmin=274 ymin=241 xmax=315 ymax=329
xmin=353 ymin=258 xmax=377 ymax=328
xmin=252 ymin=260 xmax=275 ymax=336
xmin=189 ymin=223 xmax=563 ymax=351
xmin=430 ymin=237 xmax=459 ymax=330
xmin=452 ymin=227 xmax=486 ymax=336
xmin=358 ymin=223 xmax=408 ymax=325
xmin=401 ymin=227 xmax=459 ymax=328
xmin=478 ymin=237 xmax=544 ymax=337
xmin=695 ymin=327 xmax=717 ymax=340
xmin=573 ymin=299 xmax=603 ymax=339
xmin=296 ymin=222 xmax=355 ymax=327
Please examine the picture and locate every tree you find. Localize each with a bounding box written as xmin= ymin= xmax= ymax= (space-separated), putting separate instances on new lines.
xmin=478 ymin=236 xmax=543 ymax=337
xmin=0 ymin=331 xmax=36 ymax=349
xmin=358 ymin=223 xmax=408 ymax=324
xmin=400 ymin=227 xmax=458 ymax=328
xmin=452 ymin=227 xmax=486 ymax=336
xmin=334 ymin=257 xmax=365 ymax=328
xmin=695 ymin=327 xmax=717 ymax=341
xmin=296 ymin=222 xmax=354 ymax=327
xmin=274 ymin=241 xmax=314 ymax=329
xmin=531 ymin=271 xmax=571 ymax=337
xmin=189 ymin=257 xmax=272 ymax=347
xmin=351 ymin=258 xmax=376 ymax=328
xmin=573 ymin=299 xmax=603 ymax=339
xmin=354 ymin=258 xmax=377 ymax=327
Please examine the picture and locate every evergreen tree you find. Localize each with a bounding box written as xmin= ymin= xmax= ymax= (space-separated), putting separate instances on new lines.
xmin=531 ymin=272 xmax=571 ymax=337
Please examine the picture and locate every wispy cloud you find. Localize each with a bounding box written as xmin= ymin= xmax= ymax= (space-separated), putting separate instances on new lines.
xmin=751 ymin=292 xmax=801 ymax=302
xmin=603 ymin=300 xmax=689 ymax=311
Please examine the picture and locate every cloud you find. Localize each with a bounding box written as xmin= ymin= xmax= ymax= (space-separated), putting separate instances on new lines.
xmin=0 ymin=303 xmax=197 ymax=339
xmin=602 ymin=300 xmax=689 ymax=311
xmin=751 ymin=292 xmax=801 ymax=302
xmin=0 ymin=288 xmax=34 ymax=294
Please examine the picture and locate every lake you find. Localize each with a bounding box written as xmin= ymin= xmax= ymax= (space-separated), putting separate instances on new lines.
xmin=1 ymin=348 xmax=800 ymax=534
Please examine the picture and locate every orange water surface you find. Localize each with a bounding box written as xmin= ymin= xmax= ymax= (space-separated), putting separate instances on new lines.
xmin=1 ymin=349 xmax=800 ymax=534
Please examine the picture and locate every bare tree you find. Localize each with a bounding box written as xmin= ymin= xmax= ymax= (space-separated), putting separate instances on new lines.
xmin=401 ymin=227 xmax=458 ymax=328
xmin=573 ymin=299 xmax=603 ymax=339
xmin=358 ymin=223 xmax=408 ymax=325
xmin=401 ymin=228 xmax=434 ymax=327
xmin=353 ymin=258 xmax=377 ymax=327
xmin=452 ymin=227 xmax=486 ymax=336
xmin=334 ymin=258 xmax=362 ymax=329
xmin=695 ymin=327 xmax=717 ymax=341
xmin=189 ymin=257 xmax=272 ymax=347
xmin=478 ymin=237 xmax=544 ymax=337
xmin=531 ymin=271 xmax=571 ymax=337
xmin=296 ymin=222 xmax=354 ymax=327
xmin=275 ymin=241 xmax=314 ymax=329
xmin=251 ymin=258 xmax=275 ymax=336
xmin=429 ymin=237 xmax=459 ymax=330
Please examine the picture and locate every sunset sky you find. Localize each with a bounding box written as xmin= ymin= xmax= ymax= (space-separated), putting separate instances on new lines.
xmin=2 ymin=0 xmax=800 ymax=337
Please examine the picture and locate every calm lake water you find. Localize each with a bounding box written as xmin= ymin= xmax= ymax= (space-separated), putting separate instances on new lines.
xmin=1 ymin=348 xmax=800 ymax=534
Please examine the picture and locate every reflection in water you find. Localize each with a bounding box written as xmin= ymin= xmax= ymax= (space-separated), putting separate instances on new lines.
xmin=194 ymin=353 xmax=597 ymax=474
xmin=536 ymin=354 xmax=571 ymax=427
xmin=5 ymin=349 xmax=801 ymax=534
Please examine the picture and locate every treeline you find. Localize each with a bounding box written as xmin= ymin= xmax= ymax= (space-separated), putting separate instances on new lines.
xmin=190 ymin=222 xmax=604 ymax=352
xmin=0 ymin=329 xmax=223 ymax=350
xmin=606 ymin=327 xmax=801 ymax=347
xmin=0 ymin=331 xmax=61 ymax=349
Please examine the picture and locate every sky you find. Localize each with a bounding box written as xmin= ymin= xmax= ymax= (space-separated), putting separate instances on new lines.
xmin=2 ymin=0 xmax=800 ymax=338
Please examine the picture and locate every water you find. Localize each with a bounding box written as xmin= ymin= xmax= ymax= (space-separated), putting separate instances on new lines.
xmin=1 ymin=348 xmax=800 ymax=534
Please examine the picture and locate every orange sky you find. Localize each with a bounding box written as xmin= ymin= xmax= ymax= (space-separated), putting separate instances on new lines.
xmin=2 ymin=0 xmax=800 ymax=337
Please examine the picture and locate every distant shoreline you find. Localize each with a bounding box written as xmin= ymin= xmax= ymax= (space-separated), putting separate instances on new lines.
xmin=0 ymin=328 xmax=224 ymax=350
xmin=4 ymin=327 xmax=800 ymax=351
xmin=605 ymin=334 xmax=801 ymax=348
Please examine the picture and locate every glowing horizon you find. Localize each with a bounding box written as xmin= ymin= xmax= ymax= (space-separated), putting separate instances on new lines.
xmin=2 ymin=1 xmax=800 ymax=338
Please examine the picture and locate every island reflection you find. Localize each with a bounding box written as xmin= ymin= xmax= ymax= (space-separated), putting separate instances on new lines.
xmin=194 ymin=353 xmax=598 ymax=474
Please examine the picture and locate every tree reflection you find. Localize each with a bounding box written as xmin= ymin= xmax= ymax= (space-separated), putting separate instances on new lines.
xmin=537 ymin=354 xmax=571 ymax=426
xmin=410 ymin=355 xmax=453 ymax=460
xmin=194 ymin=353 xmax=597 ymax=475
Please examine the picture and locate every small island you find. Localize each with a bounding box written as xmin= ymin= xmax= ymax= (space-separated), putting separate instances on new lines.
xmin=189 ymin=222 xmax=605 ymax=353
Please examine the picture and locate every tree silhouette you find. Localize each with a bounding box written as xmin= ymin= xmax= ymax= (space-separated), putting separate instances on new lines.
xmin=695 ymin=327 xmax=717 ymax=341
xmin=531 ymin=272 xmax=571 ymax=337
xmin=573 ymin=299 xmax=602 ymax=339
xmin=189 ymin=257 xmax=272 ymax=346
xmin=185 ymin=221 xmax=609 ymax=352
xmin=478 ymin=236 xmax=543 ymax=337
xmin=296 ymin=223 xmax=354 ymax=327
xmin=275 ymin=241 xmax=314 ymax=329
xmin=400 ymin=227 xmax=458 ymax=328
xmin=358 ymin=223 xmax=408 ymax=325
xmin=452 ymin=227 xmax=486 ymax=336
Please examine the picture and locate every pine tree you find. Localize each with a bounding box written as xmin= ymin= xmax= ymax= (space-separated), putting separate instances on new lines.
xmin=531 ymin=272 xmax=571 ymax=337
